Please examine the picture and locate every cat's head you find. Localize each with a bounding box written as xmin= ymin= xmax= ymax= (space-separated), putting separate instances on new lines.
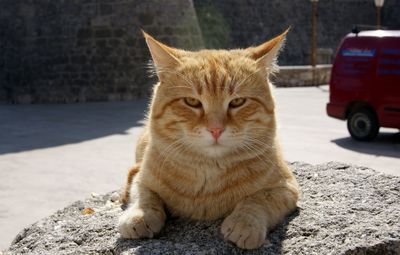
xmin=144 ymin=30 xmax=287 ymax=158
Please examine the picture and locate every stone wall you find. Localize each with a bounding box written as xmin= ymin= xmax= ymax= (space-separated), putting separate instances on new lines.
xmin=0 ymin=0 xmax=203 ymax=103
xmin=1 ymin=0 xmax=400 ymax=103
xmin=273 ymin=65 xmax=332 ymax=87
xmin=194 ymin=0 xmax=400 ymax=65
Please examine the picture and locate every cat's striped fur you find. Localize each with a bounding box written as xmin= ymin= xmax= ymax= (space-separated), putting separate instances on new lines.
xmin=118 ymin=30 xmax=299 ymax=250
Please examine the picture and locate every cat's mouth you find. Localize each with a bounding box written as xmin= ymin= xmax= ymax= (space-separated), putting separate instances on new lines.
xmin=211 ymin=140 xmax=223 ymax=146
xmin=206 ymin=141 xmax=230 ymax=154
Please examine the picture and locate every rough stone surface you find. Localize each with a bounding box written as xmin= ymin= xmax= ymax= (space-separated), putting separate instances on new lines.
xmin=4 ymin=162 xmax=400 ymax=255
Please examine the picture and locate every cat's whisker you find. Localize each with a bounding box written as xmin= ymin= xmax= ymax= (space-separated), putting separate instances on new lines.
xmin=239 ymin=141 xmax=272 ymax=167
xmin=158 ymin=140 xmax=185 ymax=170
xmin=227 ymin=68 xmax=240 ymax=95
xmin=241 ymin=140 xmax=269 ymax=155
xmin=233 ymin=67 xmax=264 ymax=94
xmin=159 ymin=138 xmax=186 ymax=160
xmin=242 ymin=139 xmax=287 ymax=179
xmin=243 ymin=136 xmax=275 ymax=147
xmin=146 ymin=60 xmax=158 ymax=77
xmin=156 ymin=139 xmax=187 ymax=186
xmin=233 ymin=132 xmax=275 ymax=144
xmin=160 ymin=85 xmax=193 ymax=90
xmin=241 ymin=141 xmax=280 ymax=171
xmin=157 ymin=68 xmax=197 ymax=89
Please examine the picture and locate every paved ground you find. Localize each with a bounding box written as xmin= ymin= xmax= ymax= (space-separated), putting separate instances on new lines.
xmin=274 ymin=86 xmax=400 ymax=175
xmin=0 ymin=85 xmax=399 ymax=250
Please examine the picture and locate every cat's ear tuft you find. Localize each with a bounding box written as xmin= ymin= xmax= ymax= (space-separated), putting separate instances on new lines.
xmin=142 ymin=30 xmax=181 ymax=75
xmin=247 ymin=28 xmax=289 ymax=72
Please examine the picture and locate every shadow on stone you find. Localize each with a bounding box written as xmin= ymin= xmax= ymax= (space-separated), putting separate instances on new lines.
xmin=114 ymin=186 xmax=300 ymax=254
xmin=114 ymin=209 xmax=298 ymax=255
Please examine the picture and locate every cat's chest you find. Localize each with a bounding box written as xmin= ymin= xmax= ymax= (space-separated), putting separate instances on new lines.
xmin=158 ymin=164 xmax=227 ymax=196
xmin=149 ymin=163 xmax=264 ymax=219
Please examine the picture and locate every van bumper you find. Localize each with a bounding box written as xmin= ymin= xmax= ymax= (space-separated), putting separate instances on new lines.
xmin=326 ymin=103 xmax=346 ymax=120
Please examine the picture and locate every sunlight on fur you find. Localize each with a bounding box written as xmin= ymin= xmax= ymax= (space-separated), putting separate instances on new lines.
xmin=118 ymin=29 xmax=299 ymax=250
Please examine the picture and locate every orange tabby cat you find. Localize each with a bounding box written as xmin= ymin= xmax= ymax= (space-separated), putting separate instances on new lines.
xmin=118 ymin=30 xmax=299 ymax=250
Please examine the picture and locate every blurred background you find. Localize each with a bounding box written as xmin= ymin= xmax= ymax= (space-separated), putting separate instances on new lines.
xmin=0 ymin=0 xmax=399 ymax=250
xmin=1 ymin=0 xmax=400 ymax=103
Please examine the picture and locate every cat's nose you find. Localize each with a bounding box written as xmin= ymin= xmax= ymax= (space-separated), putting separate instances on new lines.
xmin=207 ymin=126 xmax=225 ymax=140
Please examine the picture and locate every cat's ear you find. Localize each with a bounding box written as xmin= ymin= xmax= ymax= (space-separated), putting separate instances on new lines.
xmin=142 ymin=30 xmax=181 ymax=75
xmin=247 ymin=28 xmax=289 ymax=71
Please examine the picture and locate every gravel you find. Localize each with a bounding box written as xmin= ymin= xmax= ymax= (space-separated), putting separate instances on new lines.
xmin=3 ymin=162 xmax=400 ymax=255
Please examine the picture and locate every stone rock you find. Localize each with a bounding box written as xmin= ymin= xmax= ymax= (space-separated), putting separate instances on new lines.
xmin=3 ymin=162 xmax=400 ymax=254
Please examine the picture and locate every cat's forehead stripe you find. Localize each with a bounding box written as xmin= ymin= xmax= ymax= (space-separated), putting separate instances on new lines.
xmin=219 ymin=75 xmax=227 ymax=94
xmin=180 ymin=54 xmax=262 ymax=98
xmin=200 ymin=72 xmax=229 ymax=97
xmin=203 ymin=73 xmax=211 ymax=94
xmin=193 ymin=59 xmax=235 ymax=97
xmin=228 ymin=81 xmax=235 ymax=96
xmin=195 ymin=81 xmax=203 ymax=95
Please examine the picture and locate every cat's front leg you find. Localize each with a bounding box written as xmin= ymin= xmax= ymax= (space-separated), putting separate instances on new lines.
xmin=221 ymin=185 xmax=298 ymax=249
xmin=118 ymin=183 xmax=166 ymax=239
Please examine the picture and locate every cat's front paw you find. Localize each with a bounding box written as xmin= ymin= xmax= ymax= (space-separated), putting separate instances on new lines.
xmin=221 ymin=212 xmax=267 ymax=250
xmin=118 ymin=207 xmax=166 ymax=239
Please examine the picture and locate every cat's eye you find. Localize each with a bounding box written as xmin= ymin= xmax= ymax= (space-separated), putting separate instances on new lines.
xmin=184 ymin=97 xmax=202 ymax=108
xmin=229 ymin=98 xmax=246 ymax=108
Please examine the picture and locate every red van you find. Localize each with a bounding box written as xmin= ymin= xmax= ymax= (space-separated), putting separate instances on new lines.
xmin=327 ymin=30 xmax=400 ymax=141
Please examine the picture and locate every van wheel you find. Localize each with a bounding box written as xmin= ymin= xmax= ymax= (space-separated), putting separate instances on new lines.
xmin=347 ymin=108 xmax=379 ymax=141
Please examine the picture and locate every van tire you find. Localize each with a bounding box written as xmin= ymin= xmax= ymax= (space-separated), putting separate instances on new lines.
xmin=347 ymin=108 xmax=379 ymax=141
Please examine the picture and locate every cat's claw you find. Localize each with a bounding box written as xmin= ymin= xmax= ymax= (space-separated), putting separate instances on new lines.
xmin=118 ymin=207 xmax=166 ymax=239
xmin=221 ymin=212 xmax=266 ymax=250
